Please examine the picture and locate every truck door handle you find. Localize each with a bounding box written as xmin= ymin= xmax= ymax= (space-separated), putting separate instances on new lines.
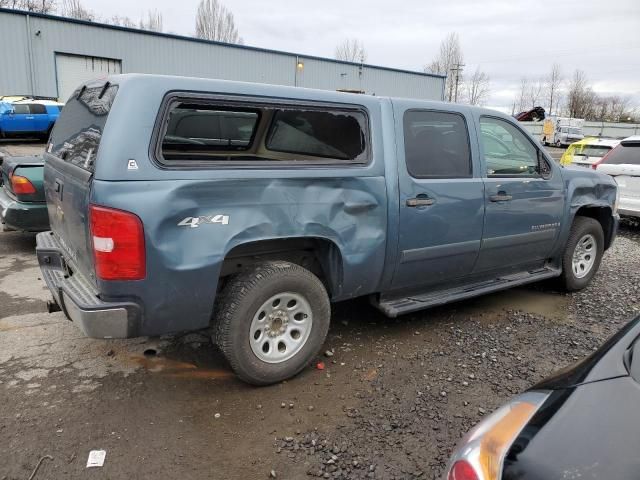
xmin=406 ymin=196 xmax=435 ymax=207
xmin=489 ymin=192 xmax=512 ymax=202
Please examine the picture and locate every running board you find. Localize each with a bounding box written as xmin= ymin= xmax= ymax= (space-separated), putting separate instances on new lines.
xmin=374 ymin=267 xmax=561 ymax=318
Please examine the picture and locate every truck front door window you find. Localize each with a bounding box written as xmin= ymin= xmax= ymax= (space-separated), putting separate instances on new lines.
xmin=480 ymin=117 xmax=538 ymax=176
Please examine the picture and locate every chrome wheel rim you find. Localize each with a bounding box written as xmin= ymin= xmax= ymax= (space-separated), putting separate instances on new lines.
xmin=572 ymin=234 xmax=597 ymax=279
xmin=249 ymin=292 xmax=313 ymax=364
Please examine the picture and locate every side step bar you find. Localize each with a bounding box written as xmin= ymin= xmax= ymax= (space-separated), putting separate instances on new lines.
xmin=373 ymin=267 xmax=561 ymax=318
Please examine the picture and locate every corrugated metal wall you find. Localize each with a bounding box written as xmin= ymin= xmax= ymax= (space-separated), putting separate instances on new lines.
xmin=0 ymin=9 xmax=445 ymax=102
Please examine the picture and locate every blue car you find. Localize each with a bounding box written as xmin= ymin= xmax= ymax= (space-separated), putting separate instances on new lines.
xmin=0 ymin=100 xmax=63 ymax=139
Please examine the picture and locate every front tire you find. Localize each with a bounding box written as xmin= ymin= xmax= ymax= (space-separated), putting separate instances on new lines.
xmin=214 ymin=261 xmax=330 ymax=385
xmin=559 ymin=217 xmax=604 ymax=291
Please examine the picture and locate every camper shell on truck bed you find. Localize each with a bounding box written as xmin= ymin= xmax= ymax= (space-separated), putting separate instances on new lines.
xmin=37 ymin=74 xmax=618 ymax=384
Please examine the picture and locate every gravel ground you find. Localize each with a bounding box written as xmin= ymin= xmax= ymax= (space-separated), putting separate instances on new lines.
xmin=0 ymin=220 xmax=638 ymax=480
xmin=273 ymin=220 xmax=640 ymax=479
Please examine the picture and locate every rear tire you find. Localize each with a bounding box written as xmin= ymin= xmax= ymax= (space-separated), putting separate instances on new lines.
xmin=214 ymin=261 xmax=330 ymax=385
xmin=559 ymin=217 xmax=604 ymax=291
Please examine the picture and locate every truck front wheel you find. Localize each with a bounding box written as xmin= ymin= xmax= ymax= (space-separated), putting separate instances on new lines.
xmin=214 ymin=261 xmax=330 ymax=385
xmin=559 ymin=217 xmax=604 ymax=291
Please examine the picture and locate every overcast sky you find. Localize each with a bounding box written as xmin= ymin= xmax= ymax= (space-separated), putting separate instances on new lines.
xmin=81 ymin=0 xmax=639 ymax=111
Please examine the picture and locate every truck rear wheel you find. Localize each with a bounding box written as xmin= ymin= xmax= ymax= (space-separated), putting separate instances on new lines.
xmin=214 ymin=261 xmax=330 ymax=385
xmin=559 ymin=217 xmax=604 ymax=291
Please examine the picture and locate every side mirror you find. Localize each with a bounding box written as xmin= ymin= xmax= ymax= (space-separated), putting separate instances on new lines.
xmin=537 ymin=150 xmax=552 ymax=177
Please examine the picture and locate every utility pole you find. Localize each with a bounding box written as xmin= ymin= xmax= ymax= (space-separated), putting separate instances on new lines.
xmin=450 ymin=63 xmax=465 ymax=103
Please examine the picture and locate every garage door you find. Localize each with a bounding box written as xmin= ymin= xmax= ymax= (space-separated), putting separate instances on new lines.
xmin=55 ymin=54 xmax=122 ymax=102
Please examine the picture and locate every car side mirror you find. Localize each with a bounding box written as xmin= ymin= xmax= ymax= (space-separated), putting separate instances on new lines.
xmin=537 ymin=150 xmax=552 ymax=178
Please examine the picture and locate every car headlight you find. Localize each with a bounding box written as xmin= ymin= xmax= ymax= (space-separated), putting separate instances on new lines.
xmin=444 ymin=391 xmax=549 ymax=480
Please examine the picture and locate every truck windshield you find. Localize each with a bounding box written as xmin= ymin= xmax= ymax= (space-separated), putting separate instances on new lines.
xmin=49 ymin=83 xmax=118 ymax=172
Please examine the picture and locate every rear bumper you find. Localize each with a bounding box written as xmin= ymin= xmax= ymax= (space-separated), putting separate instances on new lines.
xmin=36 ymin=231 xmax=142 ymax=338
xmin=0 ymin=187 xmax=49 ymax=232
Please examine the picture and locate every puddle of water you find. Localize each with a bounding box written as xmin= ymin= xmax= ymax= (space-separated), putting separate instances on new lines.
xmin=128 ymin=354 xmax=233 ymax=380
xmin=465 ymin=288 xmax=570 ymax=323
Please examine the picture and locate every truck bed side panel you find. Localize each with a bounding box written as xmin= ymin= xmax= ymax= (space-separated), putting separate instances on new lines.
xmin=91 ymin=176 xmax=388 ymax=335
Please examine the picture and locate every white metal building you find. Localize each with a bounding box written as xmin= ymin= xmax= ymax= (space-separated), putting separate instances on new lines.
xmin=0 ymin=8 xmax=446 ymax=103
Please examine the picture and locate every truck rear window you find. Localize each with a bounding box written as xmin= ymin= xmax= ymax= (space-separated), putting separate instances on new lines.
xmin=49 ymin=83 xmax=118 ymax=172
xmin=159 ymin=99 xmax=368 ymax=165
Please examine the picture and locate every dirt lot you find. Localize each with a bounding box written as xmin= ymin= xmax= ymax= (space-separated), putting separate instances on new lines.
xmin=1 ymin=218 xmax=639 ymax=479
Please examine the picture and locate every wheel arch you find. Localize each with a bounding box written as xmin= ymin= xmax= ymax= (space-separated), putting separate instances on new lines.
xmin=574 ymin=205 xmax=615 ymax=250
xmin=219 ymin=236 xmax=344 ymax=299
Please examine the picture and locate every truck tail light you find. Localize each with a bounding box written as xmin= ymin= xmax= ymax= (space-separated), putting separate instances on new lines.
xmin=89 ymin=204 xmax=145 ymax=281
xmin=10 ymin=174 xmax=36 ymax=195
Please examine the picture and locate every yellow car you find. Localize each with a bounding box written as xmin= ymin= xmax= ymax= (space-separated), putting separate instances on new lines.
xmin=560 ymin=137 xmax=620 ymax=168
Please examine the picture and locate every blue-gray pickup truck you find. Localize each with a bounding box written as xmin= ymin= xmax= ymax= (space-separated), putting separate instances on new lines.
xmin=36 ymin=74 xmax=619 ymax=384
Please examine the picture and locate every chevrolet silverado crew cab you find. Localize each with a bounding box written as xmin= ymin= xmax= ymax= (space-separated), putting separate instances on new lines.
xmin=36 ymin=75 xmax=619 ymax=385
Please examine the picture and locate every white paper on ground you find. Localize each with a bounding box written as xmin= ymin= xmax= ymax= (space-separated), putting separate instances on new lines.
xmin=86 ymin=450 xmax=106 ymax=468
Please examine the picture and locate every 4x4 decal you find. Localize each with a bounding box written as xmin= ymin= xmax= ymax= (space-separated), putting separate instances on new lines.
xmin=178 ymin=215 xmax=230 ymax=228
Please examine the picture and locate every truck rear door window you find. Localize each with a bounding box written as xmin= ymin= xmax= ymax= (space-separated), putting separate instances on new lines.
xmin=159 ymin=99 xmax=368 ymax=165
xmin=49 ymin=83 xmax=118 ymax=172
xmin=403 ymin=110 xmax=472 ymax=178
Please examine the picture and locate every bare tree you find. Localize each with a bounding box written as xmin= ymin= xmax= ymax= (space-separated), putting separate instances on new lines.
xmin=18 ymin=0 xmax=55 ymax=13
xmin=425 ymin=32 xmax=464 ymax=102
xmin=108 ymin=15 xmax=136 ymax=28
xmin=607 ymin=96 xmax=631 ymax=122
xmin=58 ymin=0 xmax=94 ymax=21
xmin=0 ymin=1 xmax=22 ymax=8
xmin=527 ymin=77 xmax=544 ymax=109
xmin=512 ymin=77 xmax=530 ymax=114
xmin=195 ymin=0 xmax=242 ymax=44
xmin=139 ymin=9 xmax=163 ymax=32
xmin=565 ymin=69 xmax=598 ymax=119
xmin=545 ymin=63 xmax=562 ymax=116
xmin=334 ymin=38 xmax=367 ymax=63
xmin=463 ymin=67 xmax=490 ymax=106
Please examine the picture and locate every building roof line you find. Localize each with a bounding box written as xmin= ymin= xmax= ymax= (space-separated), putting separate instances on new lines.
xmin=0 ymin=8 xmax=447 ymax=80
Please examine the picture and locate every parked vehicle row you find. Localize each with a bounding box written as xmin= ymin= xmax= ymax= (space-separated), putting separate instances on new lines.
xmin=541 ymin=116 xmax=584 ymax=147
xmin=34 ymin=74 xmax=618 ymax=385
xmin=0 ymin=99 xmax=64 ymax=139
xmin=0 ymin=154 xmax=48 ymax=232
xmin=560 ymin=136 xmax=620 ymax=168
xmin=595 ymin=136 xmax=640 ymax=218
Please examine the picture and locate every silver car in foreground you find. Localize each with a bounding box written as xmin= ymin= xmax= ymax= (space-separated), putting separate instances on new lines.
xmin=596 ymin=136 xmax=640 ymax=218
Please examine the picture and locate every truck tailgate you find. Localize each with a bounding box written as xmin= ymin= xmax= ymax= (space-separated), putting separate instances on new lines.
xmin=43 ymin=81 xmax=119 ymax=282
